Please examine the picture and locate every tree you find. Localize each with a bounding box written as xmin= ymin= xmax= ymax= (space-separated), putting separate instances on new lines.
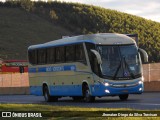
xmin=20 ymin=0 xmax=34 ymax=12
xmin=50 ymin=10 xmax=58 ymax=20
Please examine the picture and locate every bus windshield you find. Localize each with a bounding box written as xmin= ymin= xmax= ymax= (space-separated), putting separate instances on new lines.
xmin=97 ymin=44 xmax=142 ymax=80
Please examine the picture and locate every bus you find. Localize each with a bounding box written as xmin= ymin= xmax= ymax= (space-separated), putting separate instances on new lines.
xmin=0 ymin=60 xmax=28 ymax=73
xmin=28 ymin=33 xmax=148 ymax=102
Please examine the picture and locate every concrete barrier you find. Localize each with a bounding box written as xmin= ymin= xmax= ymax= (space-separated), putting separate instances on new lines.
xmin=142 ymin=63 xmax=160 ymax=92
xmin=143 ymin=63 xmax=160 ymax=82
xmin=144 ymin=81 xmax=160 ymax=92
xmin=0 ymin=73 xmax=29 ymax=95
xmin=0 ymin=87 xmax=29 ymax=94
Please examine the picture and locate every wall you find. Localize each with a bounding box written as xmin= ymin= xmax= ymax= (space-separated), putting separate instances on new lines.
xmin=143 ymin=63 xmax=160 ymax=91
xmin=0 ymin=73 xmax=29 ymax=94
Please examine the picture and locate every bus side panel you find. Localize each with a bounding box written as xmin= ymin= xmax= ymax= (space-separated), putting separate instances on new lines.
xmin=29 ymin=62 xmax=94 ymax=97
xmin=49 ymin=70 xmax=94 ymax=96
xmin=29 ymin=67 xmax=44 ymax=96
xmin=47 ymin=62 xmax=93 ymax=97
xmin=49 ymin=85 xmax=82 ymax=96
xmin=29 ymin=74 xmax=43 ymax=96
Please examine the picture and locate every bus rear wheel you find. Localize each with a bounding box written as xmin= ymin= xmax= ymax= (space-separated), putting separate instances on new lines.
xmin=43 ymin=86 xmax=58 ymax=102
xmin=83 ymin=85 xmax=95 ymax=102
xmin=119 ymin=94 xmax=129 ymax=101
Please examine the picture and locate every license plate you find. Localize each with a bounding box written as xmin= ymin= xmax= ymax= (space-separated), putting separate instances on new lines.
xmin=122 ymin=90 xmax=128 ymax=92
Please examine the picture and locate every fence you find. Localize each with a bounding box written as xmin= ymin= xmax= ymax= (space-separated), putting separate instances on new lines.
xmin=0 ymin=63 xmax=160 ymax=94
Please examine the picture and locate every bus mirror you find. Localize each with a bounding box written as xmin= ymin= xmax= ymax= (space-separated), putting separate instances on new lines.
xmin=90 ymin=49 xmax=102 ymax=64
xmin=138 ymin=48 xmax=148 ymax=63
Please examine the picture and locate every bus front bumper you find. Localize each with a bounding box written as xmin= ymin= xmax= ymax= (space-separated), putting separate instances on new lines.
xmin=91 ymin=83 xmax=143 ymax=97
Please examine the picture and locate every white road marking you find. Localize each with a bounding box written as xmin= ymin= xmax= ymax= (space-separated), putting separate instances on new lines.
xmin=102 ymin=103 xmax=160 ymax=106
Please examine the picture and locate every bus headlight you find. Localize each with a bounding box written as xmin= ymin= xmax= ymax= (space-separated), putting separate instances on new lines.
xmin=138 ymin=81 xmax=143 ymax=84
xmin=104 ymin=82 xmax=109 ymax=86
xmin=139 ymin=88 xmax=142 ymax=91
xmin=105 ymin=89 xmax=110 ymax=93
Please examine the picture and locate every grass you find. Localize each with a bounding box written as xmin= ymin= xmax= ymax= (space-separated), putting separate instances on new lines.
xmin=0 ymin=104 xmax=159 ymax=120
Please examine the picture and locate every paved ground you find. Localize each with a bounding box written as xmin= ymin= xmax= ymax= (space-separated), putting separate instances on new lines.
xmin=0 ymin=92 xmax=160 ymax=110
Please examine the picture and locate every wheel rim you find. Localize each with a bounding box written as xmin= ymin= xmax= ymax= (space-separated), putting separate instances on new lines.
xmin=44 ymin=89 xmax=48 ymax=101
xmin=85 ymin=90 xmax=90 ymax=101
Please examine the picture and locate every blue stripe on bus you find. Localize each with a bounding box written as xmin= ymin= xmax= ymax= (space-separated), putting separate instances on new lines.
xmin=49 ymin=85 xmax=82 ymax=96
xmin=29 ymin=65 xmax=76 ymax=73
xmin=29 ymin=85 xmax=82 ymax=96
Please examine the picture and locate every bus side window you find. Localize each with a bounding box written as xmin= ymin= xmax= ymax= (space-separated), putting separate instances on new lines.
xmin=47 ymin=47 xmax=55 ymax=64
xmin=66 ymin=45 xmax=75 ymax=62
xmin=75 ymin=44 xmax=86 ymax=63
xmin=37 ymin=49 xmax=46 ymax=65
xmin=55 ymin=46 xmax=65 ymax=63
xmin=28 ymin=50 xmax=37 ymax=65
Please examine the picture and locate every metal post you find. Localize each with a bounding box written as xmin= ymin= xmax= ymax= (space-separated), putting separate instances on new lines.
xmin=149 ymin=64 xmax=150 ymax=82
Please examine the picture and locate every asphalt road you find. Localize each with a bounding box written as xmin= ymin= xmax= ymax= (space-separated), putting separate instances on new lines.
xmin=0 ymin=92 xmax=160 ymax=110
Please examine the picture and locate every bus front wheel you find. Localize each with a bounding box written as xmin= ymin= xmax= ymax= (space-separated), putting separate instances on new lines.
xmin=43 ymin=86 xmax=58 ymax=102
xmin=83 ymin=85 xmax=95 ymax=102
xmin=119 ymin=94 xmax=129 ymax=101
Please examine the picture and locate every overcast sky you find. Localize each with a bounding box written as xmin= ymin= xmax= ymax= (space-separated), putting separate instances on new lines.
xmin=1 ymin=0 xmax=160 ymax=22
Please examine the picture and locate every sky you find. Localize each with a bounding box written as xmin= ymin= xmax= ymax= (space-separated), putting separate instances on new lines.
xmin=1 ymin=0 xmax=160 ymax=22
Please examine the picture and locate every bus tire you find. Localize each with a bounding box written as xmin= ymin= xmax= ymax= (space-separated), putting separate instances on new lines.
xmin=119 ymin=94 xmax=129 ymax=101
xmin=43 ymin=86 xmax=58 ymax=102
xmin=83 ymin=85 xmax=95 ymax=102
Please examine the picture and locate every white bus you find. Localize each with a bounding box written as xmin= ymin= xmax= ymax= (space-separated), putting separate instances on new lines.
xmin=28 ymin=33 xmax=148 ymax=102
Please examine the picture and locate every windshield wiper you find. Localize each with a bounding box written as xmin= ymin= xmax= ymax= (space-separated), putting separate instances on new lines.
xmin=113 ymin=60 xmax=122 ymax=80
xmin=113 ymin=57 xmax=136 ymax=80
xmin=123 ymin=57 xmax=135 ymax=79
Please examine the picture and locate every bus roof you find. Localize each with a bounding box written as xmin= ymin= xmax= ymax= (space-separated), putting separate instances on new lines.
xmin=28 ymin=33 xmax=136 ymax=50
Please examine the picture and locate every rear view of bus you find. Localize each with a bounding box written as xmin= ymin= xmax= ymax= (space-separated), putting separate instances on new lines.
xmin=28 ymin=33 xmax=148 ymax=102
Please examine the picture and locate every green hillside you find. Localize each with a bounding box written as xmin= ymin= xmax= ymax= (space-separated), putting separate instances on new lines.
xmin=0 ymin=7 xmax=73 ymax=59
xmin=0 ymin=1 xmax=160 ymax=62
